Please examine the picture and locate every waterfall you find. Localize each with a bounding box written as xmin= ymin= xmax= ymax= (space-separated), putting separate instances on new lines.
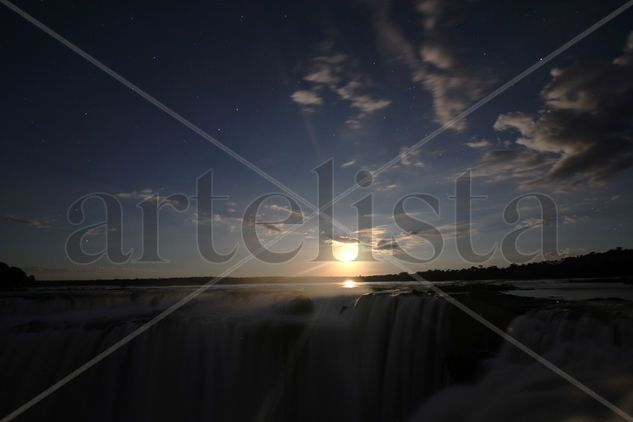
xmin=412 ymin=305 xmax=633 ymax=422
xmin=0 ymin=288 xmax=452 ymax=422
xmin=4 ymin=288 xmax=630 ymax=422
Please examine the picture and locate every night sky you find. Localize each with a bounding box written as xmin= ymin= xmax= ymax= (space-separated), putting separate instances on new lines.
xmin=1 ymin=0 xmax=632 ymax=279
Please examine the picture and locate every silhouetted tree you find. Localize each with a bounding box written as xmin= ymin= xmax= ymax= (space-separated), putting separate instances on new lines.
xmin=0 ymin=263 xmax=35 ymax=286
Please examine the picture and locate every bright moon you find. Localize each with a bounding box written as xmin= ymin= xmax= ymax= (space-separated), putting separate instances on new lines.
xmin=333 ymin=241 xmax=358 ymax=262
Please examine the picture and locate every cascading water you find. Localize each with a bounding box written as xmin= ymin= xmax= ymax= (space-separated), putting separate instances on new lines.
xmin=412 ymin=304 xmax=633 ymax=422
xmin=2 ymin=286 xmax=632 ymax=422
xmin=0 ymin=287 xmax=454 ymax=422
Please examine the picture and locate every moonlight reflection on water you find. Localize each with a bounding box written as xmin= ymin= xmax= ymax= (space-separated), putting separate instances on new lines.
xmin=341 ymin=279 xmax=358 ymax=288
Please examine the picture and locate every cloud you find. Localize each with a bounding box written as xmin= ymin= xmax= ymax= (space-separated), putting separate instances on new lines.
xmin=240 ymin=203 xmax=305 ymax=237
xmin=290 ymin=90 xmax=323 ymax=107
xmin=84 ymin=226 xmax=118 ymax=237
xmin=348 ymin=221 xmax=468 ymax=258
xmin=563 ymin=215 xmax=589 ymax=225
xmin=370 ymin=222 xmax=462 ymax=259
xmin=291 ymin=41 xmax=391 ymax=128
xmin=415 ymin=1 xmax=493 ymax=131
xmin=336 ymin=81 xmax=391 ymax=114
xmin=0 ymin=214 xmax=51 ymax=229
xmin=613 ymin=31 xmax=633 ymax=66
xmin=117 ymin=188 xmax=187 ymax=207
xmin=331 ymin=235 xmax=359 ymax=244
xmin=465 ymin=139 xmax=491 ymax=149
xmin=491 ymin=31 xmax=633 ymax=187
xmin=365 ymin=0 xmax=493 ymax=131
xmin=261 ymin=223 xmax=284 ymax=233
xmin=420 ymin=73 xmax=486 ymax=131
xmin=399 ymin=147 xmax=425 ymax=168
xmin=516 ymin=217 xmax=544 ymax=230
xmin=190 ymin=211 xmax=241 ymax=232
xmin=420 ymin=45 xmax=453 ymax=70
xmin=377 ymin=183 xmax=398 ymax=192
xmin=375 ymin=238 xmax=401 ymax=251
xmin=304 ymin=66 xmax=340 ymax=85
xmin=266 ymin=203 xmax=303 ymax=218
xmin=116 ymin=188 xmax=155 ymax=200
xmin=344 ymin=119 xmax=361 ymax=130
xmin=354 ymin=225 xmax=389 ymax=239
xmin=416 ymin=0 xmax=443 ymax=30
xmin=473 ymin=148 xmax=553 ymax=182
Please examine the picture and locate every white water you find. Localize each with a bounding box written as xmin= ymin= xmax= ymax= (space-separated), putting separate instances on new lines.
xmin=0 ymin=288 xmax=451 ymax=421
xmin=1 ymin=286 xmax=632 ymax=421
xmin=412 ymin=306 xmax=633 ymax=422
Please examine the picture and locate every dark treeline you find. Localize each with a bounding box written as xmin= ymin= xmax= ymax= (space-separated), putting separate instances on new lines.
xmin=361 ymin=248 xmax=633 ymax=282
xmin=2 ymin=248 xmax=632 ymax=287
xmin=0 ymin=263 xmax=35 ymax=286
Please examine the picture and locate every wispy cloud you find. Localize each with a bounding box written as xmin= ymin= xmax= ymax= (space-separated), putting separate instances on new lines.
xmin=489 ymin=31 xmax=633 ymax=188
xmin=265 ymin=203 xmax=304 ymax=218
xmin=261 ymin=223 xmax=284 ymax=234
xmin=365 ymin=0 xmax=493 ymax=131
xmin=117 ymin=188 xmax=187 ymax=207
xmin=399 ymin=147 xmax=425 ymax=168
xmin=190 ymin=211 xmax=241 ymax=232
xmin=473 ymin=148 xmax=553 ymax=183
xmin=376 ymin=182 xmax=398 ymax=192
xmin=563 ymin=215 xmax=589 ymax=225
xmin=290 ymin=90 xmax=323 ymax=106
xmin=1 ymin=214 xmax=51 ymax=229
xmin=291 ymin=40 xmax=391 ymax=128
xmin=465 ymin=139 xmax=491 ymax=149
